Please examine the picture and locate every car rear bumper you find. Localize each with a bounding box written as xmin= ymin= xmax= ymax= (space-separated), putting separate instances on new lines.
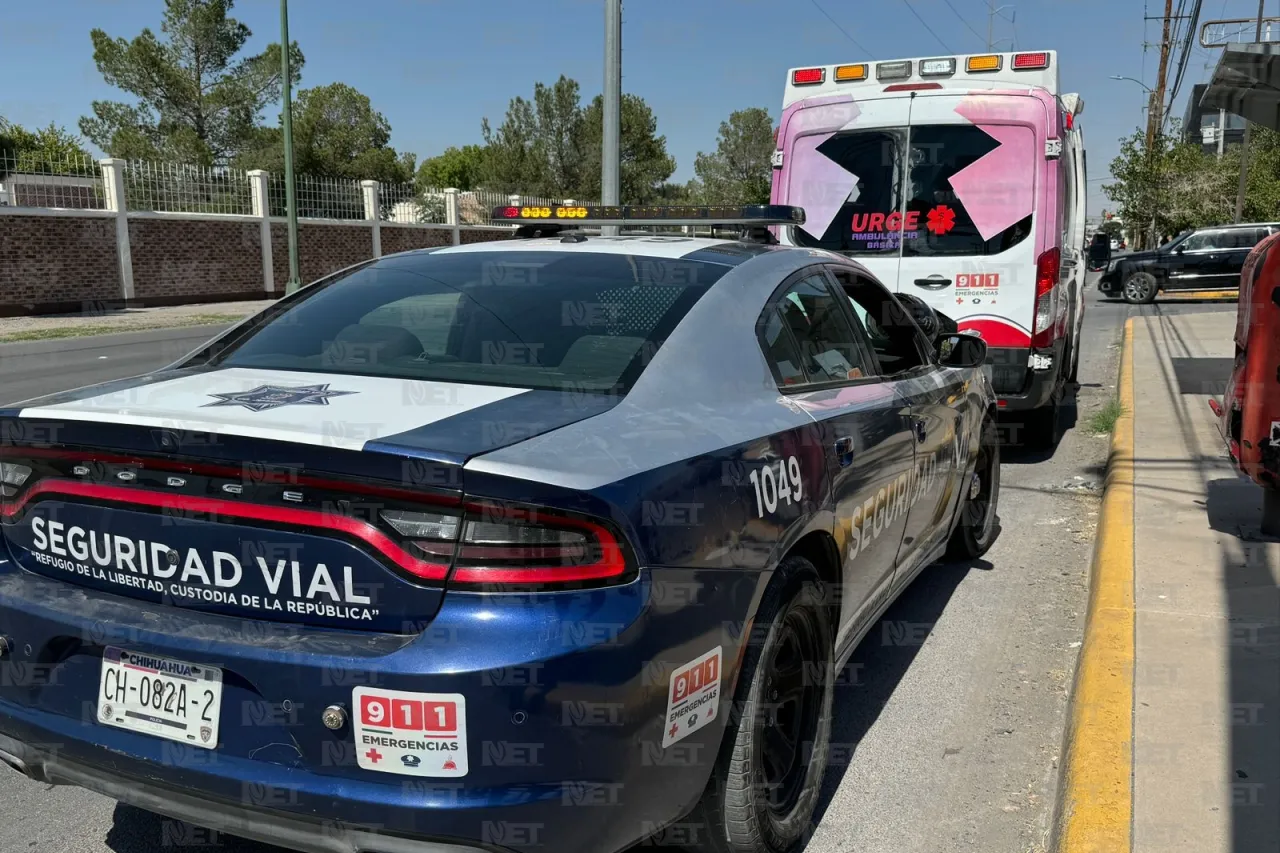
xmin=0 ymin=729 xmax=492 ymax=853
xmin=0 ymin=560 xmax=763 ymax=853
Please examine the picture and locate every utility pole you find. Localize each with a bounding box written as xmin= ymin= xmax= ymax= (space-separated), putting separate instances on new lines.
xmin=602 ymin=0 xmax=622 ymax=237
xmin=986 ymin=2 xmax=1014 ymax=51
xmin=280 ymin=0 xmax=300 ymax=293
xmin=1144 ymin=0 xmax=1174 ymax=249
xmin=1234 ymin=0 xmax=1266 ymax=223
xmin=1218 ymin=109 xmax=1226 ymax=158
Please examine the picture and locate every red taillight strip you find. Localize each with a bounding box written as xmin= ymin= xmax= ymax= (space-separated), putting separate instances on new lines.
xmin=0 ymin=480 xmax=449 ymax=582
xmin=451 ymin=503 xmax=630 ymax=586
xmin=3 ymin=447 xmax=459 ymax=507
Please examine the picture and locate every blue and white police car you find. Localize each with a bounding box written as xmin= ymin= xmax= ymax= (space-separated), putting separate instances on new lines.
xmin=0 ymin=205 xmax=999 ymax=853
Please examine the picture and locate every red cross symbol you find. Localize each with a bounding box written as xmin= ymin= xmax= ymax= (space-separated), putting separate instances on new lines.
xmin=955 ymin=297 xmax=964 ymax=305
xmin=668 ymin=723 xmax=679 ymax=739
xmin=365 ymin=748 xmax=383 ymax=764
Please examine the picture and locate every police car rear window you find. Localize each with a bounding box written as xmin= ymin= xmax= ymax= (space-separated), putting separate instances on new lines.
xmin=208 ymin=252 xmax=726 ymax=394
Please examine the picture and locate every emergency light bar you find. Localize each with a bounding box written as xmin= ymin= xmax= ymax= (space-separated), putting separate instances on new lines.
xmin=493 ymin=204 xmax=806 ymax=227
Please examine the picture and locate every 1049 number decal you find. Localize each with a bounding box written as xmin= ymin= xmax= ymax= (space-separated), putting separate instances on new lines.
xmin=749 ymin=456 xmax=803 ymax=517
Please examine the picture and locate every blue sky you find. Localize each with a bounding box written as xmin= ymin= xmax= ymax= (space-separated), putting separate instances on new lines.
xmin=2 ymin=0 xmax=1267 ymax=214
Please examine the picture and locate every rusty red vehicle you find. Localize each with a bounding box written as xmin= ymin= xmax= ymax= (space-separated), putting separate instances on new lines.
xmin=1210 ymin=230 xmax=1280 ymax=534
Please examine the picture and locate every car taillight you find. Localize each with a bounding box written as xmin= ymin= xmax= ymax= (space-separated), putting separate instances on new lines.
xmin=1032 ymin=247 xmax=1062 ymax=348
xmin=379 ymin=504 xmax=630 ymax=588
xmin=452 ymin=505 xmax=629 ymax=587
xmin=0 ymin=462 xmax=32 ymax=499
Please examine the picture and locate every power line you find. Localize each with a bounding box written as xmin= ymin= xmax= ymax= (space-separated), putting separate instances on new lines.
xmin=807 ymin=0 xmax=876 ymax=58
xmin=940 ymin=0 xmax=987 ymax=48
xmin=1165 ymin=0 xmax=1204 ymax=119
xmin=901 ymin=0 xmax=952 ymax=51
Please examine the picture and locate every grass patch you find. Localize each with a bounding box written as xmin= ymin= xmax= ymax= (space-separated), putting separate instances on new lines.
xmin=1089 ymin=397 xmax=1125 ymax=434
xmin=0 ymin=313 xmax=247 ymax=343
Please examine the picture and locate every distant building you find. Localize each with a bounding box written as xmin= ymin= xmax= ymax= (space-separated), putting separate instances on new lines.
xmin=1183 ymin=83 xmax=1247 ymax=153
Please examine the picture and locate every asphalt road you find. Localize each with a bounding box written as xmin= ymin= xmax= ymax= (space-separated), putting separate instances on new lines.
xmin=0 ymin=285 xmax=1238 ymax=853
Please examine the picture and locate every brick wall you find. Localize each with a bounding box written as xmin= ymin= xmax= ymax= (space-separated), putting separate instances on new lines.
xmin=380 ymin=226 xmax=452 ymax=255
xmin=0 ymin=212 xmax=516 ymax=316
xmin=0 ymin=214 xmax=120 ymax=315
xmin=460 ymin=228 xmax=514 ymax=245
xmin=271 ymin=222 xmax=373 ymax=289
xmin=129 ymin=218 xmax=263 ymax=301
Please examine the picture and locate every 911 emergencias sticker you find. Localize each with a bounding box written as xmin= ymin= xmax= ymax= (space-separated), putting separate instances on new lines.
xmin=353 ymin=687 xmax=468 ymax=777
xmin=662 ymin=647 xmax=722 ymax=748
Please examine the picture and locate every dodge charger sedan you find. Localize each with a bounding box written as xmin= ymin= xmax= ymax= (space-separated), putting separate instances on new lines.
xmin=0 ymin=206 xmax=1000 ymax=853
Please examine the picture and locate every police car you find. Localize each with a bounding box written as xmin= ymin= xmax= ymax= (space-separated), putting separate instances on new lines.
xmin=0 ymin=205 xmax=999 ymax=853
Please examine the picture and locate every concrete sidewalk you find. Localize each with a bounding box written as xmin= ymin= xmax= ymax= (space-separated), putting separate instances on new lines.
xmin=1130 ymin=311 xmax=1280 ymax=852
xmin=0 ymin=299 xmax=271 ymax=342
xmin=1059 ymin=308 xmax=1280 ymax=852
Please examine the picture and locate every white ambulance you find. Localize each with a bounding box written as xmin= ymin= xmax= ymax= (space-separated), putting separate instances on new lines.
xmin=771 ymin=51 xmax=1087 ymax=446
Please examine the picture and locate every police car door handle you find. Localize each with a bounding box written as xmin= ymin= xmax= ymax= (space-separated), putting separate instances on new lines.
xmin=833 ymin=436 xmax=855 ymax=466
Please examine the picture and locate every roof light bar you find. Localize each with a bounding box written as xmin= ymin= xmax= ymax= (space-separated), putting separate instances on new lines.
xmin=1013 ymin=52 xmax=1050 ymax=70
xmin=492 ymin=204 xmax=807 ymax=228
xmin=876 ymin=60 xmax=912 ymax=81
xmin=966 ymin=54 xmax=1002 ymax=72
xmin=792 ymin=67 xmax=825 ymax=85
xmin=919 ymin=57 xmax=956 ymax=77
xmin=835 ymin=63 xmax=868 ymax=81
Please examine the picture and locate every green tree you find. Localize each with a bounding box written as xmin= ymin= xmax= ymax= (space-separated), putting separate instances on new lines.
xmin=480 ymin=75 xmax=583 ymax=197
xmin=1099 ymin=219 xmax=1124 ymax=238
xmin=692 ymin=107 xmax=775 ymax=204
xmin=417 ymin=144 xmax=486 ymax=190
xmin=576 ymin=93 xmax=676 ymax=203
xmin=238 ymin=83 xmax=411 ymax=184
xmin=480 ymin=95 xmax=543 ymax=194
xmin=80 ymin=0 xmax=303 ymax=165
xmin=479 ymin=78 xmax=675 ymax=202
xmin=0 ymin=122 xmax=94 ymax=178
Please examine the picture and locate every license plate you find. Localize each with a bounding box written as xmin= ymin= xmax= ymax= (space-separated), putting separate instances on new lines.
xmin=97 ymin=647 xmax=223 ymax=748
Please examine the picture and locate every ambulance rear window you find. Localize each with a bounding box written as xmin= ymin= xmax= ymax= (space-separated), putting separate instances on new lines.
xmin=790 ymin=124 xmax=1034 ymax=257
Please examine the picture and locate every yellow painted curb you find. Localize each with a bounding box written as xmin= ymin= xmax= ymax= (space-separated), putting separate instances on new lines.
xmin=1054 ymin=318 xmax=1135 ymax=853
xmin=1161 ymin=290 xmax=1238 ymax=301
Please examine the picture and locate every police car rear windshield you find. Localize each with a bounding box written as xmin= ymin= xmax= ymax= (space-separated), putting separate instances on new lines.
xmin=206 ymin=251 xmax=727 ymax=394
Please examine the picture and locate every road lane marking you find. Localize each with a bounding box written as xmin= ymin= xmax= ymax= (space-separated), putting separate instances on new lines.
xmin=1054 ymin=317 xmax=1135 ymax=853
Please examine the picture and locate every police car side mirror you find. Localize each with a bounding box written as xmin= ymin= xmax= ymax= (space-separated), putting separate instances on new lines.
xmin=936 ymin=333 xmax=986 ymax=369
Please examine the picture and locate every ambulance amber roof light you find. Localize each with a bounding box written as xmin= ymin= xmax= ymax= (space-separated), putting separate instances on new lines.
xmin=967 ymin=54 xmax=1002 ymax=72
xmin=1013 ymin=52 xmax=1050 ymax=70
xmin=793 ymin=67 xmax=825 ymax=85
xmin=835 ymin=63 xmax=868 ymax=81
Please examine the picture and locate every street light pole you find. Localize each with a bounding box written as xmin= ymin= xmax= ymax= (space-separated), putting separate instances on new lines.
xmin=602 ymin=0 xmax=622 ymax=237
xmin=280 ymin=0 xmax=301 ymax=293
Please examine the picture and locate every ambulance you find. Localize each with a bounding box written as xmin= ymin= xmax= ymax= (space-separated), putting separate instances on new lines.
xmin=771 ymin=50 xmax=1087 ymax=445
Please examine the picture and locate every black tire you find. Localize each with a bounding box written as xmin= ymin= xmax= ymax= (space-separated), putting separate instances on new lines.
xmin=693 ymin=556 xmax=834 ymax=853
xmin=945 ymin=418 xmax=1002 ymax=560
xmin=1066 ymin=329 xmax=1081 ymax=384
xmin=1122 ymin=271 xmax=1159 ymax=304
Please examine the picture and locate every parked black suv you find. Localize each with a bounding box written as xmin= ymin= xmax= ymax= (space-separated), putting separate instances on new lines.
xmin=1098 ymin=222 xmax=1279 ymax=303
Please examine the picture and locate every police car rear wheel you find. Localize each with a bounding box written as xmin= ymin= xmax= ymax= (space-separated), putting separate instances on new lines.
xmin=945 ymin=418 xmax=1001 ymax=560
xmin=693 ymin=556 xmax=834 ymax=853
